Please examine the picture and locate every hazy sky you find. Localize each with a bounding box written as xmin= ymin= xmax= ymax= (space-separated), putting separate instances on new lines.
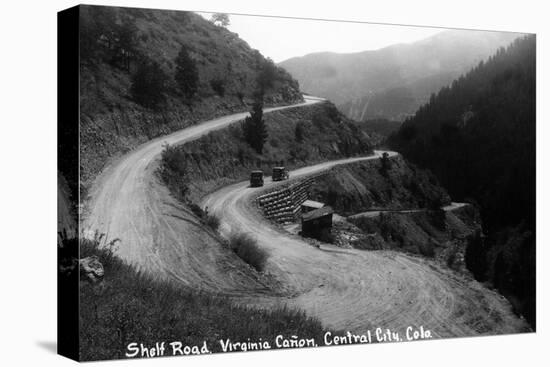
xmin=199 ymin=12 xmax=443 ymax=62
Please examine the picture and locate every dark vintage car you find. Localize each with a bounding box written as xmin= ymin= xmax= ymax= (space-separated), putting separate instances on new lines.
xmin=250 ymin=170 xmax=264 ymax=187
xmin=272 ymin=166 xmax=289 ymax=181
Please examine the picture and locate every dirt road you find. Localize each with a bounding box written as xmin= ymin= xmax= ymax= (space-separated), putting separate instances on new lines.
xmin=83 ymin=96 xmax=322 ymax=292
xmin=347 ymin=202 xmax=469 ymax=220
xmin=83 ymin=96 xmax=528 ymax=339
xmin=202 ymin=153 xmax=529 ymax=337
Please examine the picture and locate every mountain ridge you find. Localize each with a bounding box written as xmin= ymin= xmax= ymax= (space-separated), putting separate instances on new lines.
xmin=388 ymin=35 xmax=536 ymax=327
xmin=279 ymin=29 xmax=524 ymax=121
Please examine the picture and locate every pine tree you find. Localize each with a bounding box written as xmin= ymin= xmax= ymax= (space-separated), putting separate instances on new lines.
xmin=242 ymin=99 xmax=268 ymax=154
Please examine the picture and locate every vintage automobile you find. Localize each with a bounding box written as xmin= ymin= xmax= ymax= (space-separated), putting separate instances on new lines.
xmin=272 ymin=166 xmax=289 ymax=181
xmin=250 ymin=170 xmax=264 ymax=187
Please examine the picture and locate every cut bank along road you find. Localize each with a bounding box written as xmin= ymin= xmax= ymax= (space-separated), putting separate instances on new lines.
xmin=202 ymin=151 xmax=530 ymax=338
xmin=83 ymin=96 xmax=323 ymax=293
xmin=83 ymin=95 xmax=528 ymax=338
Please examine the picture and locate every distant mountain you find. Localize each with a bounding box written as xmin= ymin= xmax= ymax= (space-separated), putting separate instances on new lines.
xmin=389 ymin=35 xmax=536 ymax=326
xmin=279 ymin=30 xmax=522 ymax=121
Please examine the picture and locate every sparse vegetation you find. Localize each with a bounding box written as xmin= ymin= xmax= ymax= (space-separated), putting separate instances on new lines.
xmin=158 ymin=144 xmax=190 ymax=201
xmin=228 ymin=232 xmax=269 ymax=272
xmin=308 ymin=157 xmax=450 ymax=217
xmin=158 ymin=102 xmax=373 ymax=202
xmin=78 ymin=6 xmax=303 ymax=187
xmin=130 ymin=61 xmax=168 ymax=109
xmin=205 ymin=213 xmax=221 ymax=231
xmin=294 ymin=121 xmax=305 ymax=142
xmin=210 ymin=78 xmax=226 ymax=96
xmin=349 ymin=207 xmax=476 ymax=261
xmin=174 ymin=46 xmax=199 ymax=100
xmin=72 ymin=237 xmax=326 ymax=361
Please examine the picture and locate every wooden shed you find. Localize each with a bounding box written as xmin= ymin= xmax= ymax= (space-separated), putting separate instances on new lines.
xmin=301 ymin=206 xmax=333 ymax=240
xmin=301 ymin=200 xmax=325 ymax=214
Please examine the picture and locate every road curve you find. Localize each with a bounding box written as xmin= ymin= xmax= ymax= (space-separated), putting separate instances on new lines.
xmin=82 ymin=96 xmax=322 ymax=292
xmin=202 ymin=152 xmax=529 ymax=337
xmin=82 ymin=94 xmax=528 ymax=338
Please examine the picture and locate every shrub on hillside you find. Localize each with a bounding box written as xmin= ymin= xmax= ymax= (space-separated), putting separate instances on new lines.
xmin=295 ymin=121 xmax=306 ymax=142
xmin=130 ymin=61 xmax=168 ymax=109
xmin=76 ymin=237 xmax=325 ymax=360
xmin=210 ymin=78 xmax=226 ymax=96
xmin=205 ymin=213 xmax=221 ymax=231
xmin=174 ymin=46 xmax=199 ymax=100
xmin=158 ymin=144 xmax=189 ymax=201
xmin=228 ymin=232 xmax=268 ymax=272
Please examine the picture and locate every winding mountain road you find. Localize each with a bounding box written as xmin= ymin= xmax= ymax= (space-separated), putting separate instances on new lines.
xmin=202 ymin=153 xmax=529 ymax=337
xmin=83 ymin=96 xmax=322 ymax=291
xmin=83 ymin=96 xmax=528 ymax=339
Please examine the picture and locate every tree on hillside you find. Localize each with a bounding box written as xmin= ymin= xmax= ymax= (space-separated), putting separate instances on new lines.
xmin=80 ymin=6 xmax=118 ymax=63
xmin=210 ymin=13 xmax=230 ymax=27
xmin=115 ymin=17 xmax=139 ymax=72
xmin=210 ymin=78 xmax=226 ymax=96
xmin=256 ymin=58 xmax=278 ymax=94
xmin=379 ymin=152 xmax=392 ymax=176
xmin=240 ymin=55 xmax=280 ymax=154
xmin=388 ymin=35 xmax=536 ymax=327
xmin=80 ymin=6 xmax=139 ymax=72
xmin=174 ymin=46 xmax=199 ymax=100
xmin=242 ymin=99 xmax=268 ymax=154
xmin=131 ymin=61 xmax=168 ymax=109
xmin=295 ymin=122 xmax=306 ymax=142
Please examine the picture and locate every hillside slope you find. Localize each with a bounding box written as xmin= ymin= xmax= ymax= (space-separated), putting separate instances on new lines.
xmin=308 ymin=156 xmax=450 ymax=215
xmin=78 ymin=6 xmax=302 ymax=190
xmin=279 ymin=30 xmax=521 ymax=121
xmin=159 ymin=101 xmax=373 ymax=203
xmin=388 ymin=35 xmax=536 ymax=326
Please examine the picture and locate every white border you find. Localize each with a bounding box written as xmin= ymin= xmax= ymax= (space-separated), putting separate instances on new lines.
xmin=0 ymin=0 xmax=546 ymax=366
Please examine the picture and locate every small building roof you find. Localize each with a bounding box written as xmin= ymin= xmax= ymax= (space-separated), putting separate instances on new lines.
xmin=301 ymin=200 xmax=325 ymax=209
xmin=302 ymin=206 xmax=334 ymax=222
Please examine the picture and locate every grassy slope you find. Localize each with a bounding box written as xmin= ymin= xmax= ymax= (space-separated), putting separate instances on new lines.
xmin=308 ymin=156 xmax=451 ymax=216
xmin=79 ymin=6 xmax=302 ymax=189
xmin=161 ymin=101 xmax=374 ymax=203
xmin=349 ymin=206 xmax=481 ymax=264
xmin=304 ymin=157 xmax=481 ymax=268
xmin=74 ymin=7 xmax=328 ymax=360
xmin=77 ymin=239 xmax=326 ymax=361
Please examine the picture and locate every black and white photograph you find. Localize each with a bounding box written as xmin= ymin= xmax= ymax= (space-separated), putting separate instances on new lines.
xmin=56 ymin=4 xmax=537 ymax=361
xmin=1 ymin=0 xmax=547 ymax=366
